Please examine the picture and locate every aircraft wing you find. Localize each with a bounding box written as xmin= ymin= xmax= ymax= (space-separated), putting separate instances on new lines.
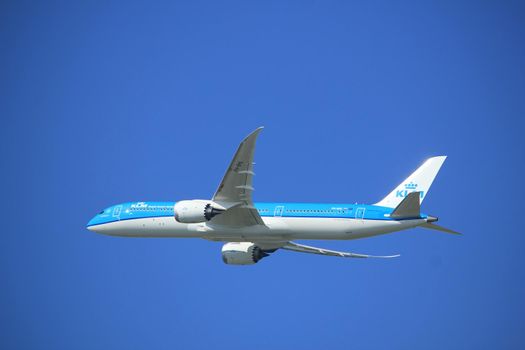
xmin=211 ymin=127 xmax=265 ymax=227
xmin=281 ymin=241 xmax=400 ymax=259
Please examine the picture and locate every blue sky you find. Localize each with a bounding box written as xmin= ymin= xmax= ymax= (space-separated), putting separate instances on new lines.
xmin=1 ymin=1 xmax=524 ymax=349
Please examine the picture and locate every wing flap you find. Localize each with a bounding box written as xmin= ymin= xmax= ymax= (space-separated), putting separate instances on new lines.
xmin=282 ymin=242 xmax=400 ymax=259
xmin=211 ymin=205 xmax=265 ymax=226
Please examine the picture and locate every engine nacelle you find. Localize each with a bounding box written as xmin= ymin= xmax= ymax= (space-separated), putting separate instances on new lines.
xmin=221 ymin=242 xmax=269 ymax=265
xmin=174 ymin=200 xmax=225 ymax=223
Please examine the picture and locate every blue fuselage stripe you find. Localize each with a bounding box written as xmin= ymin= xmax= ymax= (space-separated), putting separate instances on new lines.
xmin=87 ymin=201 xmax=427 ymax=227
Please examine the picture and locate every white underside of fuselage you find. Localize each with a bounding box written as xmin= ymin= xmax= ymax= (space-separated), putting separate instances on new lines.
xmin=89 ymin=216 xmax=426 ymax=243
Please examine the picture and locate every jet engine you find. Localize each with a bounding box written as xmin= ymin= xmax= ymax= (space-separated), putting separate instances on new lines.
xmin=174 ymin=200 xmax=225 ymax=223
xmin=221 ymin=242 xmax=270 ymax=265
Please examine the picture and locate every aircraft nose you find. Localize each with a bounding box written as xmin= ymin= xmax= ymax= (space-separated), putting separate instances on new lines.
xmin=86 ymin=216 xmax=100 ymax=232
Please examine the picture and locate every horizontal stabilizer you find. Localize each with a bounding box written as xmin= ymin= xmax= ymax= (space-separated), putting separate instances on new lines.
xmin=390 ymin=191 xmax=421 ymax=219
xmin=421 ymin=223 xmax=461 ymax=235
xmin=282 ymin=242 xmax=400 ymax=259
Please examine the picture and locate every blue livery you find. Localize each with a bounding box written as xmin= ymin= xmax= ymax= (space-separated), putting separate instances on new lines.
xmin=87 ymin=201 xmax=429 ymax=228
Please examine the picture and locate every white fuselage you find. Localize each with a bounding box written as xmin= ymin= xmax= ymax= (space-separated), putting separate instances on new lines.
xmin=89 ymin=215 xmax=426 ymax=242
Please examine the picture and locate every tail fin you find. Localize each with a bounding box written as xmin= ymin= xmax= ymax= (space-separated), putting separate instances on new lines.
xmin=375 ymin=156 xmax=447 ymax=208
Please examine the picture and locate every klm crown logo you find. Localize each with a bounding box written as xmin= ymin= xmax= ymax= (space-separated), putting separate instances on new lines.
xmin=405 ymin=182 xmax=418 ymax=190
xmin=396 ymin=182 xmax=424 ymax=198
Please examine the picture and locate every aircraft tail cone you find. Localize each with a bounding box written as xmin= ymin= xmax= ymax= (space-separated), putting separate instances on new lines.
xmin=426 ymin=216 xmax=438 ymax=223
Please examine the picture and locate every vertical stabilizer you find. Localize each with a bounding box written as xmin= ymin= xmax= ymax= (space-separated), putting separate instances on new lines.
xmin=375 ymin=156 xmax=447 ymax=208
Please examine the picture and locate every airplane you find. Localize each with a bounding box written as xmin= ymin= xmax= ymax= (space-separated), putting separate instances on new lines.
xmin=87 ymin=127 xmax=459 ymax=265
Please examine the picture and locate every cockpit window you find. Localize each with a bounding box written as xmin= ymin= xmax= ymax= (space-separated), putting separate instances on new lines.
xmin=99 ymin=210 xmax=105 ymax=214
